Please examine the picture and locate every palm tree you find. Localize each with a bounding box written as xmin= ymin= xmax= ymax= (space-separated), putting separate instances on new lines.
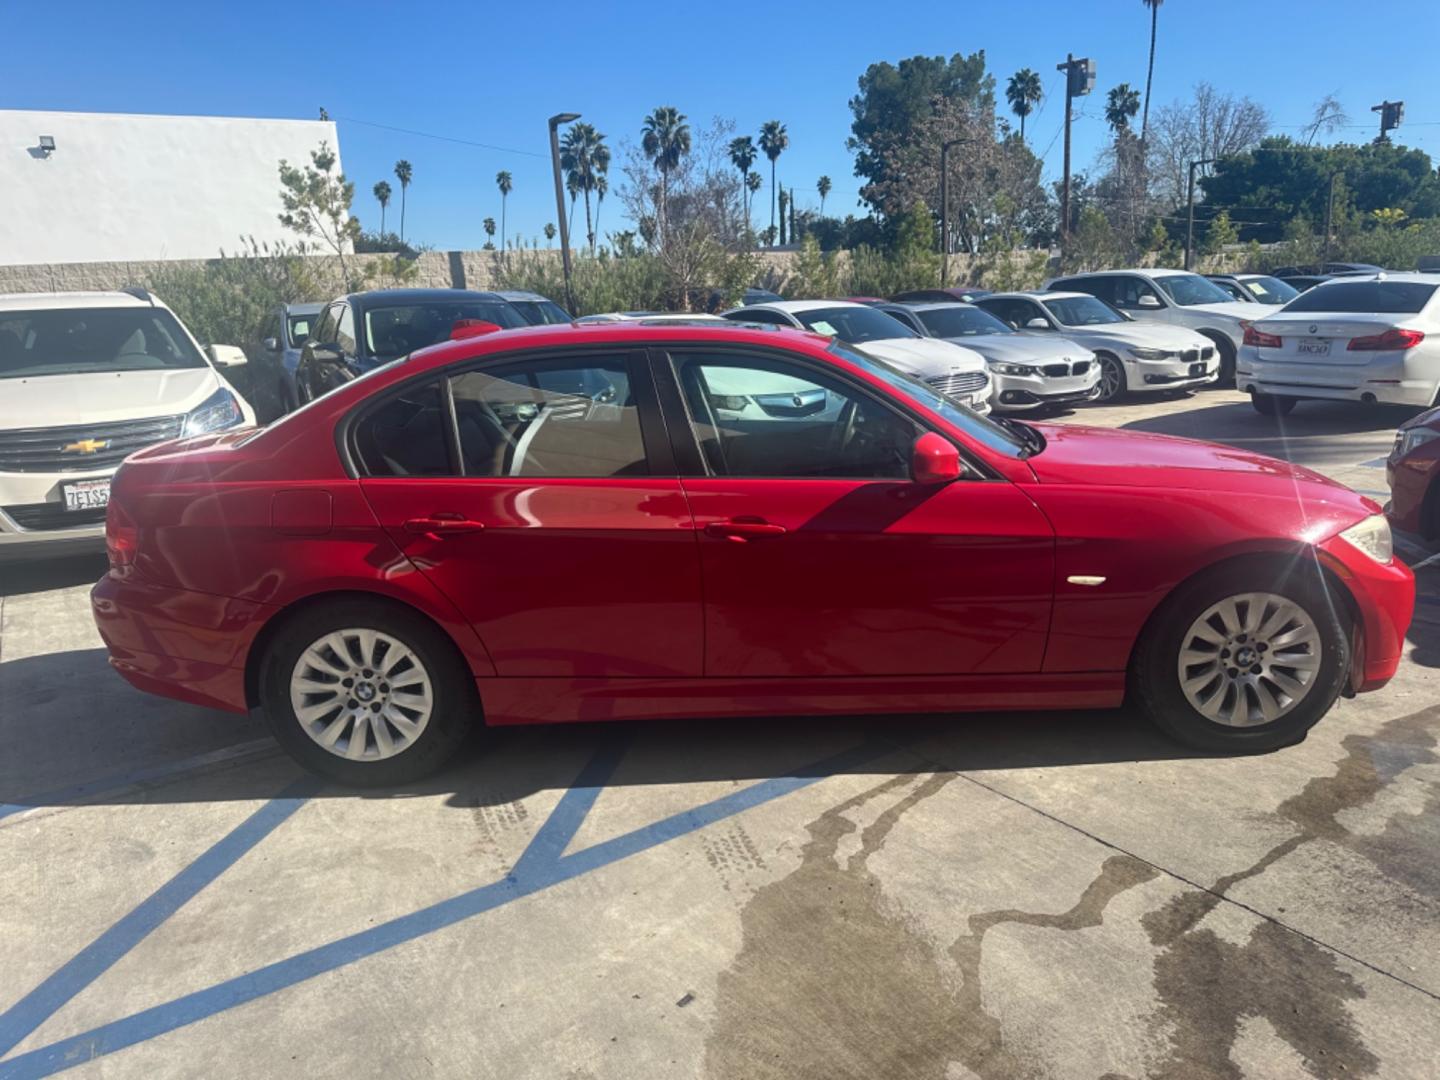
xmin=1105 ymin=84 xmax=1141 ymax=135
xmin=544 ymin=223 xmax=556 ymax=247
xmin=566 ymin=172 xmax=580 ymax=239
xmin=1005 ymin=69 xmax=1044 ymax=142
xmin=758 ymin=120 xmax=788 ymax=246
xmin=641 ymin=106 xmax=691 ymax=247
xmin=495 ymin=171 xmax=512 ymax=252
xmin=816 ymin=175 xmax=832 ymax=218
xmin=372 ymin=181 xmax=392 ymax=237
xmin=746 ymin=171 xmax=762 ymax=238
xmin=482 ymin=217 xmax=496 ymax=249
xmin=560 ymin=123 xmax=610 ymax=257
xmin=729 ymin=136 xmax=757 ymax=229
xmin=591 ymin=174 xmax=608 ymax=253
xmin=1141 ymin=0 xmax=1163 ymax=143
xmin=393 ymin=160 xmax=413 ymax=245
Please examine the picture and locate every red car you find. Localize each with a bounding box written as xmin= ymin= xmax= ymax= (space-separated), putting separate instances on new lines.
xmin=1386 ymin=406 xmax=1440 ymax=539
xmin=92 ymin=322 xmax=1415 ymax=785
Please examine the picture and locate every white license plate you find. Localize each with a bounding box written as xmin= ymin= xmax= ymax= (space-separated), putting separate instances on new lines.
xmin=1296 ymin=338 xmax=1331 ymax=357
xmin=62 ymin=479 xmax=110 ymax=511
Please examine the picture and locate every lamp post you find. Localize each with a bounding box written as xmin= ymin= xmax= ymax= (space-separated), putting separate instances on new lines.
xmin=1183 ymin=157 xmax=1219 ymax=271
xmin=1055 ymin=54 xmax=1095 ymax=263
xmin=939 ymin=137 xmax=971 ymax=286
xmin=548 ymin=112 xmax=581 ymax=315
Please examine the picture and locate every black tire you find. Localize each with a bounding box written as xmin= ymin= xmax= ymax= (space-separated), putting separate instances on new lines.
xmin=1094 ymin=353 xmax=1128 ymax=403
xmin=259 ymin=598 xmax=477 ymax=786
xmin=1252 ymin=392 xmax=1297 ymax=416
xmin=1130 ymin=559 xmax=1350 ymax=753
xmin=1205 ymin=333 xmax=1237 ymax=387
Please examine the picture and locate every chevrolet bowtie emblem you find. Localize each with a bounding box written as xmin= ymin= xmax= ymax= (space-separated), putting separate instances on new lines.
xmin=62 ymin=438 xmax=110 ymax=454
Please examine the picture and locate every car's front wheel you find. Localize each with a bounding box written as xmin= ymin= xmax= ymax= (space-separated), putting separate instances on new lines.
xmin=1252 ymin=392 xmax=1297 ymax=416
xmin=259 ymin=599 xmax=475 ymax=785
xmin=1094 ymin=353 xmax=1127 ymax=403
xmin=1131 ymin=561 xmax=1349 ymax=752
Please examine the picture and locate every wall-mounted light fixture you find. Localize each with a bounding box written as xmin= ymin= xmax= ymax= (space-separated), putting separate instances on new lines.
xmin=37 ymin=135 xmax=56 ymax=156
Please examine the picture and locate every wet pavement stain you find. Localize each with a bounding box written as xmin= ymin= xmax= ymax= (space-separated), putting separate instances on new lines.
xmin=704 ymin=772 xmax=1157 ymax=1080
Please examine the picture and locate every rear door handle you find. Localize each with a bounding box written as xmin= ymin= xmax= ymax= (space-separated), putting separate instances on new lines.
xmin=704 ymin=518 xmax=787 ymax=541
xmin=403 ymin=513 xmax=486 ymax=537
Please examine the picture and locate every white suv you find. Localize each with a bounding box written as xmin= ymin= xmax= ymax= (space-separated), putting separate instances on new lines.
xmin=1047 ymin=268 xmax=1257 ymax=385
xmin=0 ymin=289 xmax=255 ymax=560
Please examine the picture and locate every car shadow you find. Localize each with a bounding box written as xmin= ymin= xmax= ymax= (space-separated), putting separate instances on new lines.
xmin=0 ymin=646 xmax=1216 ymax=815
xmin=1118 ymin=398 xmax=1418 ymax=461
xmin=0 ymin=553 xmax=108 ymax=597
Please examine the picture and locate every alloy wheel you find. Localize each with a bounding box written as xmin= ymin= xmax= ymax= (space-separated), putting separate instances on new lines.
xmin=289 ymin=629 xmax=434 ymax=760
xmin=1098 ymin=357 xmax=1124 ymax=401
xmin=1176 ymin=592 xmax=1322 ymax=727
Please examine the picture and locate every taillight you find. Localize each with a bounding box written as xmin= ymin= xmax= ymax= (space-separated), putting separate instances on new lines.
xmin=1347 ymin=327 xmax=1425 ymax=351
xmin=106 ymin=499 xmax=137 ymax=569
xmin=1242 ymin=322 xmax=1282 ymax=348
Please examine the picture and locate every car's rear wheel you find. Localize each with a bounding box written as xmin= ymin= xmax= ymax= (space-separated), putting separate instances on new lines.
xmin=259 ymin=599 xmax=475 ymax=785
xmin=1094 ymin=353 xmax=1127 ymax=403
xmin=1252 ymin=392 xmax=1297 ymax=416
xmin=1131 ymin=561 xmax=1349 ymax=752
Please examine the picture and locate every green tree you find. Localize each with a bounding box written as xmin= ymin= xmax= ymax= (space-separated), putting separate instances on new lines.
xmin=746 ymin=171 xmax=762 ymax=215
xmin=1141 ymin=0 xmax=1164 ymax=143
xmin=847 ymin=52 xmax=993 ymax=214
xmin=594 ymin=174 xmax=609 ymax=250
xmin=729 ymin=136 xmax=757 ymax=229
xmin=817 ymin=175 xmax=832 ymax=217
xmin=495 ymin=170 xmax=512 ymax=252
xmin=543 ymin=222 xmax=557 ymax=247
xmin=784 ymin=234 xmax=842 ymax=298
xmin=372 ymin=180 xmax=392 ymax=237
xmin=1204 ymin=209 xmax=1239 ymax=256
xmin=483 ymin=216 xmax=496 ymax=249
xmin=778 ymin=189 xmax=789 ymax=245
xmin=1005 ymin=69 xmax=1043 ymax=142
xmin=560 ymin=122 xmax=611 ymax=255
xmin=641 ymin=106 xmax=691 ymax=247
xmin=393 ymin=160 xmax=413 ymax=244
xmin=278 ymin=142 xmax=362 ymax=289
xmin=759 ymin=120 xmax=789 ymax=246
xmin=1105 ymin=84 xmax=1141 ymax=135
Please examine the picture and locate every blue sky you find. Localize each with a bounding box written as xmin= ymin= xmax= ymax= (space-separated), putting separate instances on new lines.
xmin=6 ymin=0 xmax=1439 ymax=251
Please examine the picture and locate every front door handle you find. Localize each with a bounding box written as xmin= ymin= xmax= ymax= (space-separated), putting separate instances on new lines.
xmin=403 ymin=513 xmax=486 ymax=538
xmin=704 ymin=518 xmax=787 ymax=541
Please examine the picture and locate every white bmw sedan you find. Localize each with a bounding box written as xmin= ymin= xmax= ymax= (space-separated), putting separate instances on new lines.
xmin=1237 ymin=274 xmax=1440 ymax=415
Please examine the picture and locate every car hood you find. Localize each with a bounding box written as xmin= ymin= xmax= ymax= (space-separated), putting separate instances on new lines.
xmin=1052 ymin=323 xmax=1208 ymax=350
xmin=1024 ymin=421 xmax=1373 ymax=508
xmin=944 ymin=334 xmax=1094 ymax=365
xmin=860 ymin=337 xmax=988 ymax=376
xmin=0 ymin=368 xmax=223 ymax=428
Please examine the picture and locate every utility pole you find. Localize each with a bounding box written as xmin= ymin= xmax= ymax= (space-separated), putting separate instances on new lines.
xmin=1183 ymin=157 xmax=1219 ymax=271
xmin=1055 ymin=54 xmax=1094 ymax=263
xmin=548 ymin=112 xmax=581 ymax=315
xmin=939 ymin=137 xmax=970 ymax=286
xmin=1371 ymin=100 xmax=1404 ymax=144
xmin=1321 ymin=171 xmax=1340 ymax=268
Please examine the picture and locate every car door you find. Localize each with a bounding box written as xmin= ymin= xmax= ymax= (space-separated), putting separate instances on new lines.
xmin=298 ymin=303 xmax=340 ymax=401
xmin=356 ymin=349 xmax=703 ymax=679
xmin=656 ymin=346 xmax=1055 ymax=678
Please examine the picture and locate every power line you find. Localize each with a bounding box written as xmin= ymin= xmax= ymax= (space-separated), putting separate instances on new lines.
xmin=336 ymin=116 xmax=548 ymax=159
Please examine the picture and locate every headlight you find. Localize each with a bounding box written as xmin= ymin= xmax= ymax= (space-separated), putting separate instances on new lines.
xmin=1337 ymin=514 xmax=1392 ymax=564
xmin=1128 ymin=347 xmax=1170 ymax=360
xmin=990 ymin=362 xmax=1034 ymax=376
xmin=183 ymin=387 xmax=245 ymax=437
xmin=1397 ymin=427 xmax=1440 ymax=457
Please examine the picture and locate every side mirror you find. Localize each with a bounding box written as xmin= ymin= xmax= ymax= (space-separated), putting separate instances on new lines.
xmin=309 ymin=343 xmax=345 ymax=366
xmin=1137 ymin=294 xmax=1162 ymax=309
xmin=262 ymin=336 xmax=280 ymax=353
xmin=911 ymin=432 xmax=963 ymax=485
xmin=1025 ymin=317 xmax=1051 ymax=330
xmin=207 ymin=344 xmax=248 ymax=368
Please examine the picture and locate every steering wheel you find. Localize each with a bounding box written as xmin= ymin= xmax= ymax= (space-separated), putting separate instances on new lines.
xmin=831 ymin=398 xmax=860 ymax=457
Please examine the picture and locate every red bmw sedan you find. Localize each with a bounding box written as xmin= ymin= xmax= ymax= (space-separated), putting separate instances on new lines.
xmin=91 ymin=321 xmax=1415 ymax=785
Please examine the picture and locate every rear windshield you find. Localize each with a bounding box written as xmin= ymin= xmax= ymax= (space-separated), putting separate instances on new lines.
xmin=509 ymin=299 xmax=571 ymax=326
xmin=0 ymin=307 xmax=206 ymax=379
xmin=1153 ymin=274 xmax=1234 ymax=307
xmin=287 ymin=314 xmax=315 ymax=343
xmin=1283 ymin=280 xmax=1438 ymax=314
xmin=916 ymin=306 xmax=1014 ymax=337
xmin=1239 ymin=276 xmax=1299 ymax=304
xmin=364 ymin=300 xmax=526 ymax=360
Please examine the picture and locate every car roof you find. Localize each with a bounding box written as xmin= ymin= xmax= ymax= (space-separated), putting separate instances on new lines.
xmin=884 ymin=301 xmax=986 ymax=314
xmin=0 ymin=290 xmax=153 ymax=311
xmin=736 ymin=299 xmax=870 ymax=314
xmin=981 ymin=291 xmax=1091 ymax=302
xmin=282 ymin=301 xmax=325 ymax=315
xmin=1054 ymin=268 xmax=1189 ymax=280
xmin=1308 ymin=271 xmax=1440 ymax=286
xmin=345 ymin=288 xmax=510 ymax=305
xmin=491 ymin=290 xmax=557 ymax=303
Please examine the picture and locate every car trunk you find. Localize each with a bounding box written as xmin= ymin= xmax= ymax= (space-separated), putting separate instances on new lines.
xmin=1251 ymin=314 xmax=1421 ymax=365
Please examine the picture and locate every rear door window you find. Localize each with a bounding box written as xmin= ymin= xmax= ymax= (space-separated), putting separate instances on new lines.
xmin=352 ymin=380 xmax=453 ymax=477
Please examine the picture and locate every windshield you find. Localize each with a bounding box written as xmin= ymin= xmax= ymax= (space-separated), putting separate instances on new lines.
xmin=509 ymin=299 xmax=571 ymax=326
xmin=1283 ymin=280 xmax=1437 ymax=314
xmin=826 ymin=340 xmax=1027 ymax=458
xmin=0 ymin=307 xmax=206 ymax=379
xmin=287 ymin=314 xmax=314 ymax=343
xmin=1153 ymin=274 xmax=1235 ymax=307
xmin=364 ymin=300 xmax=525 ymax=360
xmin=915 ymin=306 xmax=1013 ymax=338
xmin=794 ymin=306 xmax=918 ymax=344
xmin=1045 ymin=295 xmax=1126 ymax=326
xmin=1239 ymin=276 xmax=1299 ymax=304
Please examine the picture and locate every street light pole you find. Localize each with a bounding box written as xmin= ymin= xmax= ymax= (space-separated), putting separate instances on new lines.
xmin=1054 ymin=54 xmax=1093 ymax=266
xmin=1321 ymin=170 xmax=1340 ymax=269
xmin=939 ymin=138 xmax=969 ymax=286
xmin=548 ymin=112 xmax=581 ymax=316
xmin=1184 ymin=157 xmax=1218 ymax=271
